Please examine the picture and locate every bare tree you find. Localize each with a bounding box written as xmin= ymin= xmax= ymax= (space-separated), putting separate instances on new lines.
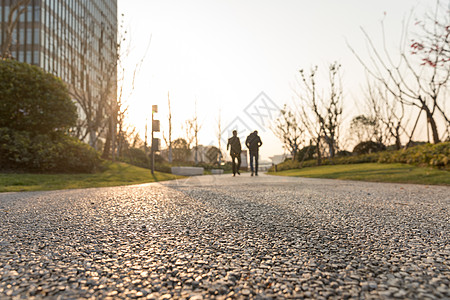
xmin=297 ymin=62 xmax=344 ymax=162
xmin=348 ymin=1 xmax=449 ymax=143
xmin=192 ymin=101 xmax=202 ymax=164
xmin=70 ymin=14 xmax=150 ymax=159
xmin=183 ymin=119 xmax=195 ymax=151
xmin=411 ymin=0 xmax=450 ymax=140
xmin=272 ymin=104 xmax=304 ymax=160
xmin=216 ymin=109 xmax=223 ymax=165
xmin=1 ymin=0 xmax=31 ymax=58
xmin=364 ymin=81 xmax=410 ymax=149
xmin=68 ymin=16 xmax=117 ymax=149
xmin=162 ymin=92 xmax=173 ymax=163
xmin=182 ymin=101 xmax=202 ymax=164
xmin=411 ymin=0 xmax=450 ymax=70
xmin=114 ymin=88 xmax=129 ymax=158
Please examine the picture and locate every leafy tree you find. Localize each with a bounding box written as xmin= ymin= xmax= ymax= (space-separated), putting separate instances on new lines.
xmin=353 ymin=141 xmax=386 ymax=155
xmin=206 ymin=146 xmax=220 ymax=164
xmin=0 ymin=60 xmax=99 ymax=173
xmin=349 ymin=115 xmax=379 ymax=144
xmin=296 ymin=144 xmax=317 ymax=162
xmin=0 ymin=59 xmax=77 ymax=134
xmin=172 ymin=138 xmax=190 ymax=162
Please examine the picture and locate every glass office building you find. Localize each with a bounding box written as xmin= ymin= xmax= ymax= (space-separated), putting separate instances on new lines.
xmin=0 ymin=0 xmax=117 ymax=143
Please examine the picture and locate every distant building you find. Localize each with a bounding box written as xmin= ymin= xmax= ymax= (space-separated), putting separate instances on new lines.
xmin=240 ymin=150 xmax=248 ymax=170
xmin=0 ymin=0 xmax=118 ymax=147
xmin=269 ymin=154 xmax=292 ymax=165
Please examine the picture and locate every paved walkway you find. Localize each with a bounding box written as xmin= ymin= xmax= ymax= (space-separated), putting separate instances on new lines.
xmin=0 ymin=174 xmax=449 ymax=299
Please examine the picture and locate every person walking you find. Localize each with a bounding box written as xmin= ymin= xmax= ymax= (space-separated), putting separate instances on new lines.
xmin=227 ymin=130 xmax=241 ymax=176
xmin=246 ymin=130 xmax=262 ymax=176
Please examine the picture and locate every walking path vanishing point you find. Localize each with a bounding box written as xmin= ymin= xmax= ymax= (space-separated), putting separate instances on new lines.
xmin=0 ymin=174 xmax=449 ymax=299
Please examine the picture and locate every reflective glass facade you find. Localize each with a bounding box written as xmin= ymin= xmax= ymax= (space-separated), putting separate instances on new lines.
xmin=1 ymin=0 xmax=117 ymax=108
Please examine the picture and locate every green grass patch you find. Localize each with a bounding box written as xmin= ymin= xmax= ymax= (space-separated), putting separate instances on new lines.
xmin=0 ymin=161 xmax=183 ymax=193
xmin=268 ymin=163 xmax=450 ymax=186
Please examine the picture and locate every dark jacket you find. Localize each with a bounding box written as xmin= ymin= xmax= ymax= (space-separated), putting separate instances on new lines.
xmin=246 ymin=133 xmax=262 ymax=153
xmin=227 ymin=136 xmax=241 ymax=154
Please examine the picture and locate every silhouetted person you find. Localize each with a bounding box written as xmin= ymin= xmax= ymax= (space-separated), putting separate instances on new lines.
xmin=246 ymin=130 xmax=262 ymax=176
xmin=227 ymin=130 xmax=241 ymax=176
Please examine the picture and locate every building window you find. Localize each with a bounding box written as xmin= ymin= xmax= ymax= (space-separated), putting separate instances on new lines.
xmin=34 ymin=6 xmax=40 ymax=22
xmin=19 ymin=29 xmax=25 ymax=44
xmin=19 ymin=6 xmax=26 ymax=22
xmin=27 ymin=29 xmax=32 ymax=44
xmin=33 ymin=51 xmax=39 ymax=64
xmin=27 ymin=5 xmax=33 ymax=21
xmin=34 ymin=28 xmax=40 ymax=44
xmin=11 ymin=29 xmax=17 ymax=45
xmin=26 ymin=51 xmax=32 ymax=63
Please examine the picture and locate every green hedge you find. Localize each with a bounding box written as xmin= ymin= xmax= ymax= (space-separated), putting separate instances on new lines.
xmin=271 ymin=142 xmax=449 ymax=172
xmin=378 ymin=142 xmax=449 ymax=169
xmin=154 ymin=161 xmax=233 ymax=174
xmin=0 ymin=128 xmax=100 ymax=173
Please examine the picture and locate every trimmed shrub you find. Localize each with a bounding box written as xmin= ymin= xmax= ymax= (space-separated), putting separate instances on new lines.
xmin=0 ymin=60 xmax=99 ymax=173
xmin=119 ymin=148 xmax=149 ymax=169
xmin=0 ymin=128 xmax=100 ymax=173
xmin=336 ymin=150 xmax=353 ymax=157
xmin=0 ymin=59 xmax=77 ymax=134
xmin=296 ymin=145 xmax=317 ymax=161
xmin=378 ymin=142 xmax=449 ymax=170
xmin=270 ymin=142 xmax=449 ymax=172
xmin=353 ymin=141 xmax=386 ymax=155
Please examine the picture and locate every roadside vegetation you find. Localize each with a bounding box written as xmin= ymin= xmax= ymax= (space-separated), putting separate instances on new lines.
xmin=268 ymin=142 xmax=449 ymax=185
xmin=270 ymin=142 xmax=450 ymax=172
xmin=269 ymin=163 xmax=449 ymax=186
xmin=0 ymin=59 xmax=100 ymax=173
xmin=0 ymin=162 xmax=182 ymax=193
xmin=2 ymin=1 xmax=449 ymax=190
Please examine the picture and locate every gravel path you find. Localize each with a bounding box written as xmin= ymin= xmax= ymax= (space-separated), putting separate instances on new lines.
xmin=0 ymin=174 xmax=449 ymax=299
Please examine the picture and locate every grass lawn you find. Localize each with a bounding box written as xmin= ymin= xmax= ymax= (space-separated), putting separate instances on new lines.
xmin=268 ymin=163 xmax=450 ymax=186
xmin=0 ymin=162 xmax=183 ymax=193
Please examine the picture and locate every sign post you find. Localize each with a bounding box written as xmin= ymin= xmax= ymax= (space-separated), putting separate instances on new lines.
xmin=151 ymin=105 xmax=159 ymax=175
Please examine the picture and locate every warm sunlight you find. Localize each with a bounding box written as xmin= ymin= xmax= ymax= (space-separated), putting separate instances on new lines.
xmin=1 ymin=1 xmax=449 ymax=298
xmin=118 ymin=0 xmax=442 ymax=161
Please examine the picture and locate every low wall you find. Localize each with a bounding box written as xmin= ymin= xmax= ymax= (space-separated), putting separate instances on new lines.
xmin=211 ymin=169 xmax=224 ymax=175
xmin=171 ymin=166 xmax=204 ymax=176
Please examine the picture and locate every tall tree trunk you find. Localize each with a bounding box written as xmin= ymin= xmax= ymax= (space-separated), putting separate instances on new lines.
xmin=394 ymin=124 xmax=401 ymax=150
xmin=327 ymin=135 xmax=335 ymax=158
xmin=291 ymin=145 xmax=297 ymax=161
xmin=194 ymin=146 xmax=198 ymax=165
xmin=316 ymin=136 xmax=322 ymax=166
xmin=111 ymin=116 xmax=116 ymax=162
xmin=89 ymin=129 xmax=97 ymax=149
xmin=424 ymin=106 xmax=440 ymax=144
xmin=102 ymin=132 xmax=111 ymax=159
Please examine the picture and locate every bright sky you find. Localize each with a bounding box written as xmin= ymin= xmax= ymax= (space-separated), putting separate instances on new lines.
xmin=118 ymin=0 xmax=434 ymax=161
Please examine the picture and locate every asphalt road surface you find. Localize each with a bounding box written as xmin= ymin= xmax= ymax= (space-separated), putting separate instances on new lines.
xmin=0 ymin=174 xmax=449 ymax=299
